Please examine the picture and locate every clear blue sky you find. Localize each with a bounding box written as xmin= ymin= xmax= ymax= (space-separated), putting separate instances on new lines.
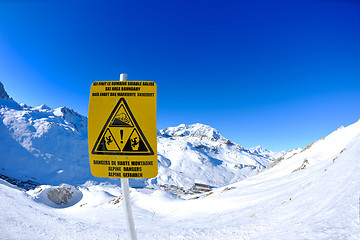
xmin=1 ymin=0 xmax=359 ymax=151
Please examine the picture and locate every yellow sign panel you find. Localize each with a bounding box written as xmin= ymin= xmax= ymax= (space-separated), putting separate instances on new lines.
xmin=88 ymin=81 xmax=157 ymax=179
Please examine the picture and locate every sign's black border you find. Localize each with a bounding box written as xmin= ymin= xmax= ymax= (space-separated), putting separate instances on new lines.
xmin=91 ymin=97 xmax=154 ymax=155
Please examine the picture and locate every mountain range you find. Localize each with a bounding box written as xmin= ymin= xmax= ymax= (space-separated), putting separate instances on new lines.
xmin=1 ymin=81 xmax=359 ymax=239
xmin=0 ymin=81 xmax=280 ymax=189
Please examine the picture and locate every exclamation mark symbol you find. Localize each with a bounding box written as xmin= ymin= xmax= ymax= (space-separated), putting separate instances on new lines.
xmin=120 ymin=129 xmax=123 ymax=143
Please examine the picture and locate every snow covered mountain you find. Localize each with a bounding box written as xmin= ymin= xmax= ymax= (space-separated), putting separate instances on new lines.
xmin=0 ymin=81 xmax=277 ymax=189
xmin=1 ymin=111 xmax=359 ymax=239
xmin=0 ymin=84 xmax=89 ymax=185
xmin=268 ymin=119 xmax=360 ymax=174
xmin=1 ymin=81 xmax=360 ymax=239
xmin=154 ymin=124 xmax=274 ymax=189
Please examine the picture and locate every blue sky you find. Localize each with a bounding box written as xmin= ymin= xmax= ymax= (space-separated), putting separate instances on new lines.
xmin=1 ymin=0 xmax=360 ymax=151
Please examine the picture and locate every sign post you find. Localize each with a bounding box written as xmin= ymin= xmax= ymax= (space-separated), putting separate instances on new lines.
xmin=88 ymin=73 xmax=157 ymax=240
xmin=120 ymin=73 xmax=137 ymax=240
xmin=121 ymin=176 xmax=136 ymax=240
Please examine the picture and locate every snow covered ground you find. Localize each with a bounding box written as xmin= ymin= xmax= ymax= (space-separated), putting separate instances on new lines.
xmin=1 ymin=120 xmax=360 ymax=239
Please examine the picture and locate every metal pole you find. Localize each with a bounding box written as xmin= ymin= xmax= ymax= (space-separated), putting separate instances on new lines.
xmin=121 ymin=178 xmax=137 ymax=240
xmin=120 ymin=73 xmax=137 ymax=240
xmin=120 ymin=73 xmax=128 ymax=81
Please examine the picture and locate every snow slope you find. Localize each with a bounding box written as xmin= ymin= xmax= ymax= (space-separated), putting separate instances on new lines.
xmin=1 ymin=119 xmax=359 ymax=239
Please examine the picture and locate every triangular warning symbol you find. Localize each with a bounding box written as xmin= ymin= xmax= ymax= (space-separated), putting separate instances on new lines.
xmin=92 ymin=98 xmax=154 ymax=155
xmin=96 ymin=128 xmax=120 ymax=152
xmin=109 ymin=105 xmax=134 ymax=127
xmin=123 ymin=128 xmax=149 ymax=152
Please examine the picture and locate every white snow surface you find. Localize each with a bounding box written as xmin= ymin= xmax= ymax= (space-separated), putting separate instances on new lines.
xmin=1 ymin=120 xmax=360 ymax=239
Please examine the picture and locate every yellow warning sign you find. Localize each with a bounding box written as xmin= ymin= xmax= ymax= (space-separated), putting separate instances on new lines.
xmin=92 ymin=98 xmax=153 ymax=155
xmin=88 ymin=81 xmax=157 ymax=179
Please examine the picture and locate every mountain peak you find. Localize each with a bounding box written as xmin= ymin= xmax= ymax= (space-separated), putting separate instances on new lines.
xmin=0 ymin=81 xmax=10 ymax=100
xmin=0 ymin=81 xmax=22 ymax=110
xmin=249 ymin=146 xmax=268 ymax=154
xmin=159 ymin=123 xmax=223 ymax=141
xmin=54 ymin=106 xmax=87 ymax=132
xmin=31 ymin=104 xmax=51 ymax=111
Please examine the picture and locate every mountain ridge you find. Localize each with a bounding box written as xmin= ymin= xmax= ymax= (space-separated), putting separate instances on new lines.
xmin=0 ymin=81 xmax=280 ymax=189
xmin=1 ymin=109 xmax=360 ymax=239
xmin=0 ymin=82 xmax=10 ymax=100
xmin=1 ymin=82 xmax=359 ymax=239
